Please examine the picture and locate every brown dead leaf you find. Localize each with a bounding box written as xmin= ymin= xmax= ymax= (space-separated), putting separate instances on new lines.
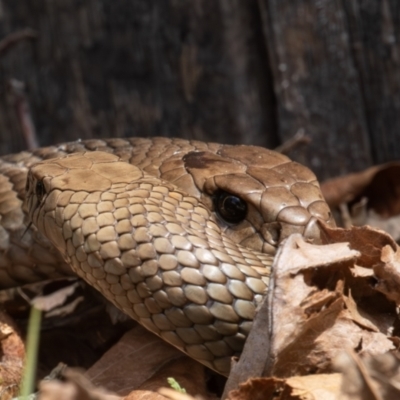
xmin=319 ymin=224 xmax=400 ymax=323
xmin=135 ymin=358 xmax=210 ymax=398
xmin=321 ymin=162 xmax=400 ymax=216
xmin=39 ymin=365 xmax=189 ymax=400
xmin=267 ymin=234 xmax=379 ymax=377
xmin=321 ymin=162 xmax=400 ymax=237
xmin=228 ymin=228 xmax=399 ymax=385
xmin=226 ymin=377 xmax=284 ymax=400
xmin=364 ymin=211 xmax=400 ymax=244
xmin=226 ymin=374 xmax=341 ymax=400
xmin=32 ymin=281 xmax=81 ymax=312
xmin=349 ymin=265 xmax=374 ymax=279
xmin=269 ymin=227 xmax=400 ymax=379
xmin=123 ymin=389 xmax=170 ymax=400
xmin=342 ymin=292 xmax=379 ymax=332
xmin=85 ymin=326 xmax=209 ymax=399
xmin=0 ymin=310 xmax=25 ymax=399
xmin=283 ymin=373 xmax=341 ymax=400
xmin=373 ymin=244 xmax=400 ymax=304
xmin=334 ymin=351 xmax=400 ymax=400
xmin=38 ymin=368 xmax=121 ymax=400
xmin=319 ymin=223 xmax=397 ymax=266
xmin=157 ymin=387 xmax=204 ymax=400
xmin=318 ymin=224 xmax=397 ymax=329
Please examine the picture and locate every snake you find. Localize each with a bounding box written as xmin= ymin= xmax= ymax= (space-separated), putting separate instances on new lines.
xmin=0 ymin=137 xmax=334 ymax=375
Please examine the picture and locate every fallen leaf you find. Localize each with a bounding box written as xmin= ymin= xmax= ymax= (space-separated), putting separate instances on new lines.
xmin=38 ymin=368 xmax=121 ymax=400
xmin=267 ymin=234 xmax=384 ymax=378
xmin=319 ymin=223 xmax=397 ymax=266
xmin=226 ymin=373 xmax=341 ymax=400
xmin=321 ymin=162 xmax=400 ymax=216
xmin=0 ymin=311 xmax=25 ymax=399
xmin=373 ymin=244 xmax=400 ymax=305
xmin=123 ymin=389 xmax=170 ymax=400
xmin=284 ymin=373 xmax=341 ymax=400
xmin=85 ymin=326 xmax=209 ymax=399
xmin=32 ymin=281 xmax=81 ymax=312
xmin=226 ymin=377 xmax=284 ymax=400
xmin=158 ymin=387 xmax=202 ymax=400
xmin=334 ymin=351 xmax=400 ymax=400
xmin=321 ymin=163 xmax=400 ymax=237
xmin=228 ymin=227 xmax=399 ymax=385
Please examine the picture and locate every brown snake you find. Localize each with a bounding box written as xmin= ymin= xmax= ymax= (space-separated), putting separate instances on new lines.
xmin=0 ymin=137 xmax=334 ymax=375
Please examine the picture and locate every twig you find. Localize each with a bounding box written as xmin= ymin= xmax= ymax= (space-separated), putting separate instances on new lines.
xmin=0 ymin=28 xmax=37 ymax=57
xmin=9 ymin=79 xmax=39 ymax=150
xmin=339 ymin=202 xmax=353 ymax=228
xmin=275 ymin=128 xmax=311 ymax=154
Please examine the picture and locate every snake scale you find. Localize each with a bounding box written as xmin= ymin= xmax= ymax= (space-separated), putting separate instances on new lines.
xmin=0 ymin=137 xmax=334 ymax=375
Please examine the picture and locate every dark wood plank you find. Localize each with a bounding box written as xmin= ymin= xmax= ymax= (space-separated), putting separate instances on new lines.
xmin=0 ymin=0 xmax=277 ymax=154
xmin=259 ymin=0 xmax=373 ymax=179
xmin=343 ymin=0 xmax=400 ymax=164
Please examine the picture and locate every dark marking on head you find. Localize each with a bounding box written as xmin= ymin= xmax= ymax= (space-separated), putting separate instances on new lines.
xmin=183 ymin=151 xmax=232 ymax=170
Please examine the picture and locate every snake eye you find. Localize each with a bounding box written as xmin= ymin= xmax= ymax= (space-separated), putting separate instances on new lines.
xmin=214 ymin=190 xmax=247 ymax=224
xmin=35 ymin=181 xmax=46 ymax=202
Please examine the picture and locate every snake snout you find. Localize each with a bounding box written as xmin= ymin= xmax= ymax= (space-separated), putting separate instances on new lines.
xmin=268 ymin=198 xmax=334 ymax=246
xmin=262 ymin=215 xmax=328 ymax=251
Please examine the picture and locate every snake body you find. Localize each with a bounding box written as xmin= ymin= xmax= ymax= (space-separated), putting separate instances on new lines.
xmin=1 ymin=137 xmax=334 ymax=375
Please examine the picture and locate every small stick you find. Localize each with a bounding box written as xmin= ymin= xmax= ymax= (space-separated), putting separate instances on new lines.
xmin=0 ymin=28 xmax=37 ymax=57
xmin=9 ymin=79 xmax=39 ymax=150
xmin=275 ymin=128 xmax=311 ymax=154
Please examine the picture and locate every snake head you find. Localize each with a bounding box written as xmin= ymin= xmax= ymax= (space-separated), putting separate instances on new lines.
xmin=182 ymin=145 xmax=335 ymax=255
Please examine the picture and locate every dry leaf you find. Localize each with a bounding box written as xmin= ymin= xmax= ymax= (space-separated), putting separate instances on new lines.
xmin=319 ymin=223 xmax=397 ymax=264
xmin=373 ymin=244 xmax=400 ymax=304
xmin=86 ymin=326 xmax=209 ymax=399
xmin=283 ymin=374 xmax=341 ymax=400
xmin=229 ymin=224 xmax=400 ymax=387
xmin=123 ymin=389 xmax=170 ymax=400
xmin=226 ymin=374 xmax=341 ymax=400
xmin=226 ymin=377 xmax=284 ymax=400
xmin=334 ymin=351 xmax=400 ymax=400
xmin=321 ymin=162 xmax=400 ymax=216
xmin=321 ymin=162 xmax=400 ymax=237
xmin=365 ymin=211 xmax=400 ymax=244
xmin=0 ymin=311 xmax=25 ymax=399
xmin=267 ymin=234 xmax=375 ymax=377
xmin=157 ymin=387 xmax=202 ymax=400
xmin=38 ymin=368 xmax=121 ymax=400
xmin=224 ymin=232 xmax=361 ymax=394
xmin=269 ymin=229 xmax=399 ymax=376
xmin=32 ymin=281 xmax=81 ymax=312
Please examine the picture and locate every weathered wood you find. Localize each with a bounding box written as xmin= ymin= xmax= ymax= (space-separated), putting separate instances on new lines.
xmin=1 ymin=0 xmax=400 ymax=180
xmin=0 ymin=0 xmax=277 ymax=155
xmin=259 ymin=0 xmax=372 ymax=180
xmin=343 ymin=0 xmax=400 ymax=164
